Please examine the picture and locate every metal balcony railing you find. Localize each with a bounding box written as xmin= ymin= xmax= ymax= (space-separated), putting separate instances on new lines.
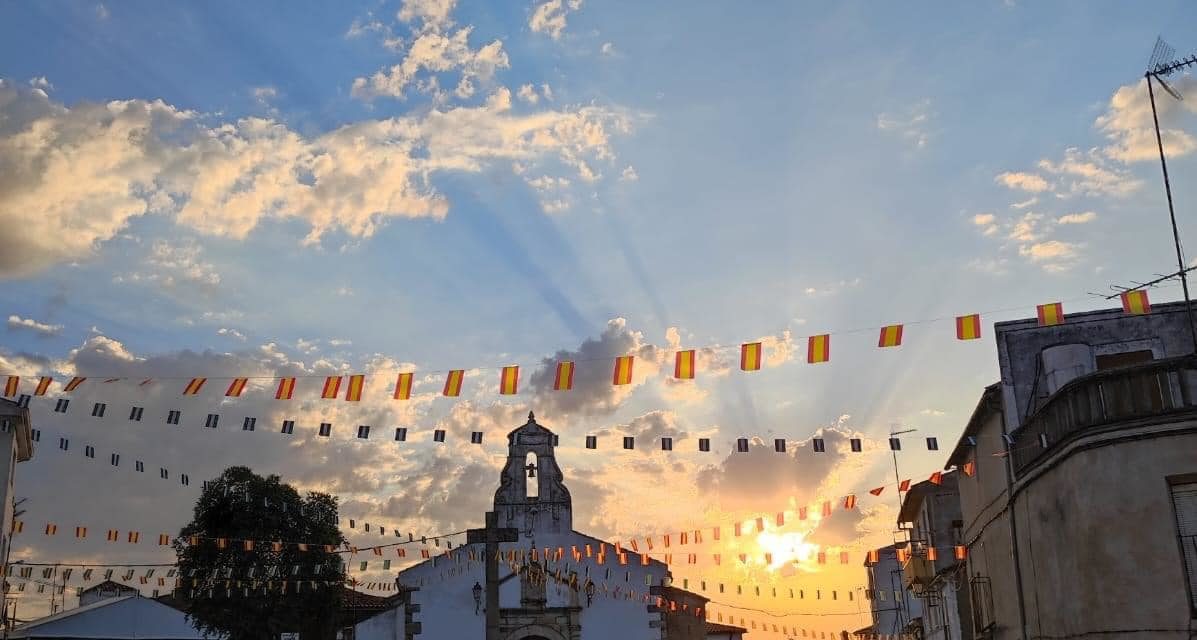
xmin=1012 ymin=356 xmax=1197 ymax=475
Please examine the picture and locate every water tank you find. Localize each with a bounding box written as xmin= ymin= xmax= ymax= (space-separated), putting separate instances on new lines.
xmin=1041 ymin=344 xmax=1093 ymax=395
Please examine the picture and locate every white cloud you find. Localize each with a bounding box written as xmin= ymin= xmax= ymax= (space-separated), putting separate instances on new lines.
xmin=600 ymin=42 xmax=614 ymax=56
xmin=95 ymin=3 xmax=109 ymax=20
xmin=1096 ymin=76 xmax=1197 ymax=163
xmin=1057 ymin=211 xmax=1097 ymax=225
xmin=619 ymin=165 xmax=638 ymax=182
xmin=216 ymin=327 xmax=246 ymax=341
xmin=0 ymin=81 xmax=631 ymax=277
xmin=1007 ymin=212 xmax=1042 ymax=243
xmin=1010 ymin=196 xmax=1038 ymax=210
xmin=919 ymin=408 xmax=945 ymax=417
xmin=1019 ymin=240 xmax=1080 ymax=272
xmin=876 ymin=99 xmax=934 ymax=149
xmin=328 ymin=338 xmax=353 ymax=347
xmin=114 ymin=240 xmax=221 ymax=291
xmin=350 ymin=27 xmax=508 ymax=101
xmin=516 ymin=83 xmax=539 ymax=104
xmin=529 ymin=0 xmax=582 ymax=41
xmin=994 ymin=171 xmax=1050 ymax=193
xmin=971 ymin=212 xmax=998 ymax=236
xmin=1036 ymin=147 xmax=1141 ymax=198
xmin=7 ymin=314 xmax=64 ymax=337
xmin=397 ymin=0 xmax=457 ymax=32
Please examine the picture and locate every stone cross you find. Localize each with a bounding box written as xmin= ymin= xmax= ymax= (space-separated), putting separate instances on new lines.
xmin=466 ymin=511 xmax=519 ymax=640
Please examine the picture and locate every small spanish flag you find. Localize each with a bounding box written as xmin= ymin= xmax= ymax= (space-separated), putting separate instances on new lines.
xmin=499 ymin=366 xmax=519 ymax=395
xmin=954 ymin=545 xmax=968 ymax=560
xmin=929 ymin=471 xmax=943 ymax=485
xmin=612 ymin=356 xmax=634 ymax=386
xmin=182 ymin=378 xmax=206 ymax=395
xmin=34 ymin=377 xmax=52 ymax=396
xmin=243 ymin=540 xmax=254 ymax=551
xmin=76 ymin=527 xmax=87 ymax=538
xmin=225 ymin=378 xmax=249 ymax=397
xmin=393 ymin=373 xmax=413 ymax=400
xmin=553 ymin=361 xmax=574 ymax=391
xmin=321 ymin=376 xmax=342 ymax=399
xmin=956 ymin=314 xmax=981 ymax=340
xmin=843 ymin=494 xmax=857 ymax=510
xmin=878 ymin=324 xmax=903 ymax=348
xmin=275 ymin=377 xmax=296 ymax=400
xmin=11 ymin=521 xmax=21 ymax=533
xmin=807 ymin=334 xmax=830 ymax=364
xmin=64 ymin=377 xmax=86 ymax=392
xmin=3 ymin=376 xmax=17 ymax=397
xmin=674 ymin=350 xmax=696 ymax=380
xmin=962 ymin=461 xmax=976 ymax=477
xmin=44 ymin=524 xmax=57 ymax=535
xmin=869 ymin=486 xmax=884 ymax=496
xmin=899 ymin=479 xmax=911 ymax=492
xmin=1036 ymin=302 xmax=1064 ymax=326
xmin=128 ymin=531 xmax=140 ymax=543
xmin=106 ymin=529 xmax=119 ymax=542
xmin=927 ymin=547 xmax=939 ymax=561
xmin=821 ymin=501 xmax=832 ymax=517
xmin=443 ymin=370 xmax=464 ymax=397
xmin=345 ymin=374 xmax=365 ymax=401
xmin=740 ymin=342 xmax=762 ymax=371
xmin=1121 ymin=289 xmax=1151 ymax=315
xmin=159 ymin=534 xmax=170 ymax=545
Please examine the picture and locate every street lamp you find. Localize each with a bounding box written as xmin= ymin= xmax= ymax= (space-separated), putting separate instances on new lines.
xmin=472 ymin=581 xmax=482 ymax=615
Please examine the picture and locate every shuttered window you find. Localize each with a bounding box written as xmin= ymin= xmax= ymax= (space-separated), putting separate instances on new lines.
xmin=1171 ymin=482 xmax=1197 ymax=615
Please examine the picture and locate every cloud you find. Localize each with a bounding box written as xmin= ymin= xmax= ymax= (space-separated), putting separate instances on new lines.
xmin=216 ymin=327 xmax=246 ymax=341
xmin=350 ymin=27 xmax=508 ymax=101
xmin=95 ymin=3 xmax=109 ymax=20
xmin=1010 ymin=196 xmax=1038 ymax=210
xmin=529 ymin=0 xmax=583 ymax=41
xmin=7 ymin=314 xmax=64 ymax=337
xmin=1097 ymin=77 xmax=1197 ymax=163
xmin=994 ymin=171 xmax=1050 ymax=193
xmin=397 ymin=0 xmax=458 ymax=32
xmin=1007 ymin=212 xmax=1042 ymax=243
xmin=600 ymin=42 xmax=615 ymax=56
xmin=1036 ymin=147 xmax=1141 ymax=198
xmin=1056 ymin=211 xmax=1096 ymax=225
xmin=114 ymin=239 xmax=221 ymax=291
xmin=619 ymin=165 xmax=638 ymax=182
xmin=1018 ymin=240 xmax=1080 ymax=272
xmin=0 ymin=81 xmax=631 ymax=277
xmin=971 ymin=213 xmax=998 ymax=236
xmin=876 ymin=99 xmax=934 ymax=149
xmin=517 ymin=83 xmax=539 ymax=104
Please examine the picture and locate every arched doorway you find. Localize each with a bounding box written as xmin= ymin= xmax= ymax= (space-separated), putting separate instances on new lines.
xmin=504 ymin=624 xmax=567 ymax=640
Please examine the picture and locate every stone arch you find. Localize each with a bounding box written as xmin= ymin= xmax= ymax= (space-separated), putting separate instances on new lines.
xmin=504 ymin=625 xmax=567 ymax=640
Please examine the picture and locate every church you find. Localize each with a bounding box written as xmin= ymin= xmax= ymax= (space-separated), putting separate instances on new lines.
xmin=353 ymin=413 xmax=745 ymax=640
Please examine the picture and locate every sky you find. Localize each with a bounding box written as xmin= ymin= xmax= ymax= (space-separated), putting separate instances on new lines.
xmin=2 ymin=0 xmax=1197 ymax=634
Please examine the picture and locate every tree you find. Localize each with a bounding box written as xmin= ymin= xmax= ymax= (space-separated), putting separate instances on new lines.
xmin=173 ymin=466 xmax=347 ymax=640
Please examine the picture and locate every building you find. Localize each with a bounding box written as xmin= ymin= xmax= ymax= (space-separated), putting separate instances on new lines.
xmin=896 ymin=472 xmax=970 ymax=640
xmin=9 ymin=594 xmax=209 ymax=639
xmin=946 ymin=300 xmax=1197 ymax=638
xmin=79 ymin=580 xmax=141 ymax=606
xmin=861 ymin=544 xmax=922 ymax=639
xmin=357 ymin=412 xmax=710 ymax=640
xmin=0 ymin=397 xmax=35 ymax=626
xmin=703 ymin=621 xmax=747 ymax=639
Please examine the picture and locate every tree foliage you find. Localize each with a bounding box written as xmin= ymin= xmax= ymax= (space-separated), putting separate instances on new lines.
xmin=173 ymin=466 xmax=347 ymax=640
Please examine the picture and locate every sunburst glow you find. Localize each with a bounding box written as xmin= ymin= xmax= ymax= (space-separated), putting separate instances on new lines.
xmin=755 ymin=530 xmax=820 ymax=571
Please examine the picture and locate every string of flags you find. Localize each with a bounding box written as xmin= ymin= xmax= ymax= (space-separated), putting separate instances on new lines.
xmin=1 ymin=292 xmax=1155 ymax=402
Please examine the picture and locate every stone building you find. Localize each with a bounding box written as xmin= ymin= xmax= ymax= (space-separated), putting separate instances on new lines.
xmin=358 ymin=413 xmax=711 ymax=640
xmin=861 ymin=544 xmax=922 ymax=639
xmin=946 ymin=300 xmax=1197 ymax=638
xmin=896 ymin=472 xmax=970 ymax=640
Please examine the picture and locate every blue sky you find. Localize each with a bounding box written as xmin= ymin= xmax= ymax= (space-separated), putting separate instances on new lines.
xmin=2 ymin=0 xmax=1196 ymax=630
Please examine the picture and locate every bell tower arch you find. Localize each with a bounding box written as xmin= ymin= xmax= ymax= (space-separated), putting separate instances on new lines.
xmin=494 ymin=412 xmax=572 ymax=536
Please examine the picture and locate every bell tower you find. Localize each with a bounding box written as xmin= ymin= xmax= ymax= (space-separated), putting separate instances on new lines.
xmin=493 ymin=412 xmax=572 ymax=536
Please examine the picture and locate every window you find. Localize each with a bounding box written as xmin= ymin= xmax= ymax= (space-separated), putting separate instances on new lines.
xmin=1170 ymin=481 xmax=1197 ymax=616
xmin=1096 ymin=349 xmax=1153 ymax=371
xmin=970 ymin=575 xmax=995 ymax=633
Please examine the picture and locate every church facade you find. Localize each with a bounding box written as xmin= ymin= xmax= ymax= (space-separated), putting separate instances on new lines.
xmin=359 ymin=413 xmax=710 ymax=640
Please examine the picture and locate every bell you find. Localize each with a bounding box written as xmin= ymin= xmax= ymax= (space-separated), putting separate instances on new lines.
xmin=526 ymin=463 xmax=536 ymax=478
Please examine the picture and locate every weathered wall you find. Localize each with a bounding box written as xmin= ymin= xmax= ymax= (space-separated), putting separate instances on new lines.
xmin=1011 ymin=418 xmax=1197 ymax=638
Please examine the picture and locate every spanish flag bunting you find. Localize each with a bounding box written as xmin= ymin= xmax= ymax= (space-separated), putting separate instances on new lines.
xmin=775 ymin=512 xmax=784 ymax=527
xmin=927 ymin=546 xmax=938 ymax=561
xmin=740 ymin=342 xmax=762 ymax=371
xmin=954 ymin=545 xmax=968 ymax=560
xmin=843 ymin=494 xmax=857 ymax=509
xmin=798 ymin=506 xmax=807 ymax=521
xmin=321 ymin=376 xmax=342 ymax=399
xmin=3 ymin=376 xmax=17 ymax=397
xmin=499 ymin=366 xmax=519 ymax=395
xmin=553 ymin=361 xmax=574 ymax=391
xmin=929 ymin=471 xmax=943 ymax=485
xmin=899 ymin=479 xmax=911 ymax=492
xmin=159 ymin=534 xmax=171 ymax=545
xmin=225 ymin=378 xmax=249 ymax=397
xmin=76 ymin=527 xmax=87 ymax=538
xmin=243 ymin=540 xmax=254 ymax=551
xmin=1120 ymin=289 xmax=1151 ymax=315
xmin=869 ymin=486 xmax=885 ymax=496
xmin=11 ymin=521 xmax=21 ymax=533
xmin=895 ymin=546 xmax=910 ymax=563
xmin=182 ymin=378 xmax=207 ymax=396
xmin=34 ymin=376 xmax=52 ymax=396
xmin=64 ymin=377 xmax=86 ymax=392
xmin=106 ymin=529 xmax=119 ymax=542
xmin=612 ymin=356 xmax=634 ymax=386
xmin=139 ymin=378 xmax=153 ymax=387
xmin=275 ymin=377 xmax=296 ymax=400
xmin=962 ymin=461 xmax=976 ymax=477
xmin=866 ymin=549 xmax=880 ymax=565
xmin=956 ymin=314 xmax=982 ymax=340
xmin=821 ymin=501 xmax=832 ymax=517
xmin=393 ymin=373 xmax=413 ymax=400
xmin=443 ymin=370 xmax=464 ymax=397
xmin=674 ymin=350 xmax=696 ymax=380
xmin=878 ymin=324 xmax=903 ymax=348
xmin=807 ymin=334 xmax=829 ymax=364
xmin=128 ymin=531 xmax=140 ymax=543
xmin=44 ymin=524 xmax=56 ymax=535
xmin=1036 ymin=302 xmax=1064 ymax=326
xmin=345 ymin=374 xmax=365 ymax=401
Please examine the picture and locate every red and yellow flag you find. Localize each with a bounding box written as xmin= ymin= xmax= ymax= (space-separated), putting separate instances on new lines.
xmin=34 ymin=376 xmax=52 ymax=396
xmin=612 ymin=356 xmax=634 ymax=386
xmin=927 ymin=546 xmax=939 ymax=561
xmin=899 ymin=479 xmax=911 ymax=492
xmin=962 ymin=461 xmax=976 ymax=477
xmin=275 ymin=377 xmax=296 ymax=400
xmin=182 ymin=378 xmax=206 ymax=395
xmin=63 ymin=377 xmax=86 ymax=392
xmin=843 ymin=494 xmax=857 ymax=509
xmin=954 ymin=545 xmax=968 ymax=560
xmin=393 ymin=373 xmax=413 ymax=400
xmin=1121 ymin=289 xmax=1151 ymax=315
xmin=3 ymin=376 xmax=17 ymax=397
xmin=740 ymin=342 xmax=762 ymax=371
xmin=345 ymin=374 xmax=365 ymax=401
xmin=321 ymin=376 xmax=342 ymax=399
xmin=553 ymin=361 xmax=574 ymax=391
xmin=1036 ymin=302 xmax=1064 ymax=326
xmin=225 ymin=378 xmax=249 ymax=397
xmin=499 ymin=366 xmax=519 ymax=395
xmin=869 ymin=486 xmax=885 ymax=496
xmin=807 ymin=334 xmax=829 ymax=364
xmin=956 ymin=314 xmax=981 ymax=340
xmin=159 ymin=534 xmax=170 ymax=545
xmin=674 ymin=350 xmax=695 ymax=379
xmin=878 ymin=324 xmax=903 ymax=348
xmin=929 ymin=471 xmax=943 ymax=485
xmin=443 ymin=370 xmax=464 ymax=397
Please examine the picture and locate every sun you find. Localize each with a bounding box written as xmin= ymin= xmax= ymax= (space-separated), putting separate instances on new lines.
xmin=755 ymin=530 xmax=820 ymax=571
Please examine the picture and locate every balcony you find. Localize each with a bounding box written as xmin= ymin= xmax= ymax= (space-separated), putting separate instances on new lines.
xmin=1012 ymin=356 xmax=1197 ymax=475
xmin=900 ymin=549 xmax=934 ymax=594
